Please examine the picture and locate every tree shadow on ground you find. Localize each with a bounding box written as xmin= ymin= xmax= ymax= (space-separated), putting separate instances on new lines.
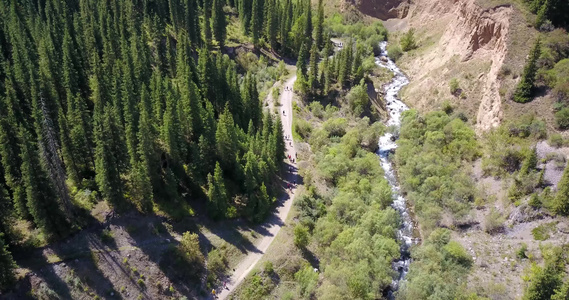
xmin=10 ymin=216 xmax=130 ymax=299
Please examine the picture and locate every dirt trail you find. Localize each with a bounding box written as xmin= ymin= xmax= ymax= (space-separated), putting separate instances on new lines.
xmin=216 ymin=75 xmax=299 ymax=300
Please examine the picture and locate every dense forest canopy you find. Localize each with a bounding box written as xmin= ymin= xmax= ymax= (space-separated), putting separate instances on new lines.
xmin=0 ymin=0 xmax=333 ymax=286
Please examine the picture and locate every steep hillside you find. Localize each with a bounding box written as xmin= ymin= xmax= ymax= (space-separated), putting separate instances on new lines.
xmin=353 ymin=0 xmax=538 ymax=133
xmin=347 ymin=1 xmax=569 ymax=299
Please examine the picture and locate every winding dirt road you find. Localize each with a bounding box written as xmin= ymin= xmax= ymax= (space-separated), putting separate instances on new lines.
xmin=216 ymin=75 xmax=298 ymax=300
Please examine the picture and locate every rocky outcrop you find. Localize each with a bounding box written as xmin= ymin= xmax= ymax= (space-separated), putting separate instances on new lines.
xmin=348 ymin=0 xmax=410 ymax=19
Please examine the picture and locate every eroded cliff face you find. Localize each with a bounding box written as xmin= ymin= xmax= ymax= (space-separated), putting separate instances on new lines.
xmin=346 ymin=0 xmax=411 ymax=19
xmin=405 ymin=0 xmax=512 ymax=131
xmin=355 ymin=0 xmax=517 ymax=132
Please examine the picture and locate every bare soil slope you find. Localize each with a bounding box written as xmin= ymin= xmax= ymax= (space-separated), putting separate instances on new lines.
xmin=351 ymin=0 xmax=537 ymax=133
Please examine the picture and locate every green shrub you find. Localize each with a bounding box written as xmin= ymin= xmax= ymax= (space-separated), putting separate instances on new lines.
xmin=529 ymin=193 xmax=542 ymax=208
xmin=441 ymin=100 xmax=453 ymax=114
xmin=484 ymin=208 xmax=505 ymax=233
xmin=293 ymin=224 xmax=309 ymax=249
xmin=263 ymin=261 xmax=274 ymax=276
xmin=555 ymin=107 xmax=569 ymax=129
xmin=532 ymin=222 xmax=557 ymax=241
xmin=346 ymin=82 xmax=369 ymax=116
xmin=399 ymin=229 xmax=472 ymax=299
xmin=272 ymin=88 xmax=280 ymax=103
xmin=449 ymin=78 xmax=460 ymax=96
xmin=240 ymin=271 xmax=276 ymax=300
xmin=322 ymin=118 xmax=347 ymax=137
xmin=498 ymin=65 xmax=512 ymax=79
xmin=295 ymin=264 xmax=318 ymax=299
xmin=309 ymin=101 xmax=324 ymax=119
xmin=395 ymin=110 xmax=478 ymax=232
xmin=549 ymin=133 xmax=565 ymax=148
xmin=207 ymin=248 xmax=227 ymax=278
xmin=178 ymin=232 xmax=204 ymax=268
xmin=507 ymin=114 xmax=547 ymax=139
xmin=400 ymin=29 xmax=417 ymax=52
xmin=387 ymin=44 xmax=403 ymax=62
xmin=294 ymin=119 xmax=312 ymax=140
xmin=278 ymin=60 xmax=288 ymax=79
xmin=552 ymin=81 xmax=569 ymax=102
xmin=517 ymin=243 xmax=528 ymax=259
xmin=444 ymin=241 xmax=472 ymax=267
xmin=100 ymin=229 xmax=114 ymax=244
xmin=523 ymin=263 xmax=562 ymax=300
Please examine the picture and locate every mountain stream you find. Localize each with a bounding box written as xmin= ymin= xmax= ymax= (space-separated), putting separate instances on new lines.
xmin=375 ymin=41 xmax=418 ymax=298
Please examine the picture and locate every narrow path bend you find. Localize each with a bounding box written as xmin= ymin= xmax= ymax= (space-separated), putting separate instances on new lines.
xmin=217 ymin=74 xmax=299 ymax=300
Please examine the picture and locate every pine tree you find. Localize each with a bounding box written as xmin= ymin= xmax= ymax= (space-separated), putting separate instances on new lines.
xmin=338 ymin=42 xmax=353 ymax=88
xmin=67 ymin=93 xmax=94 ymax=175
xmin=314 ymin=0 xmax=324 ymax=49
xmin=0 ymin=95 xmax=27 ymax=220
xmin=554 ymin=163 xmax=569 ymax=215
xmin=514 ymin=39 xmax=541 ymax=103
xmin=203 ymin=0 xmax=213 ymax=49
xmin=198 ymin=47 xmax=217 ymax=106
xmin=133 ymin=85 xmax=156 ymax=212
xmin=151 ymin=70 xmax=165 ymax=128
xmin=265 ymin=0 xmax=278 ymax=49
xmin=207 ymin=162 xmax=228 ymax=219
xmin=0 ymin=184 xmax=13 ymax=246
xmin=19 ymin=126 xmax=68 ymax=237
xmin=273 ymin=115 xmax=286 ymax=163
xmin=520 ymin=148 xmax=538 ymax=176
xmin=58 ymin=106 xmax=80 ymax=185
xmin=169 ymin=0 xmax=179 ymax=32
xmin=184 ymin=0 xmax=199 ymax=46
xmin=322 ymin=41 xmax=332 ymax=95
xmin=297 ymin=42 xmax=308 ymax=78
xmin=308 ymin=43 xmax=319 ymax=95
xmin=535 ymin=0 xmax=550 ymax=28
xmin=303 ymin=0 xmax=313 ymax=48
xmin=243 ymin=150 xmax=258 ymax=196
xmin=122 ymin=57 xmax=139 ymax=168
xmin=162 ymin=87 xmax=182 ymax=162
xmin=352 ymin=44 xmax=364 ymax=84
xmin=33 ymin=91 xmax=74 ymax=220
xmin=212 ymin=0 xmax=227 ymax=49
xmin=239 ymin=0 xmax=252 ymax=34
xmin=62 ymin=29 xmax=80 ymax=98
xmin=215 ymin=105 xmax=238 ymax=171
xmin=251 ymin=0 xmax=262 ymax=48
xmin=280 ymin=0 xmax=293 ymax=53
xmin=94 ymin=105 xmax=125 ymax=209
xmin=198 ymin=102 xmax=217 ymax=179
xmin=0 ymin=233 xmax=15 ymax=291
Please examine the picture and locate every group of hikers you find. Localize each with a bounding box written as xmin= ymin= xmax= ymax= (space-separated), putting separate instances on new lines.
xmin=213 ymin=94 xmax=298 ymax=299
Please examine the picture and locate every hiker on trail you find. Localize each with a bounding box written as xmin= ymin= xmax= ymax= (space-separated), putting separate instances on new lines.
xmin=212 ymin=289 xmax=216 ymax=298
xmin=223 ymin=281 xmax=227 ymax=289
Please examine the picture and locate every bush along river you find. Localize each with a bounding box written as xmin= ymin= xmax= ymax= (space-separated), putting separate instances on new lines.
xmin=376 ymin=41 xmax=419 ymax=298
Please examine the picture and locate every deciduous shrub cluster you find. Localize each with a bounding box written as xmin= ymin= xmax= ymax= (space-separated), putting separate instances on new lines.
xmin=395 ymin=109 xmax=479 ymax=232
